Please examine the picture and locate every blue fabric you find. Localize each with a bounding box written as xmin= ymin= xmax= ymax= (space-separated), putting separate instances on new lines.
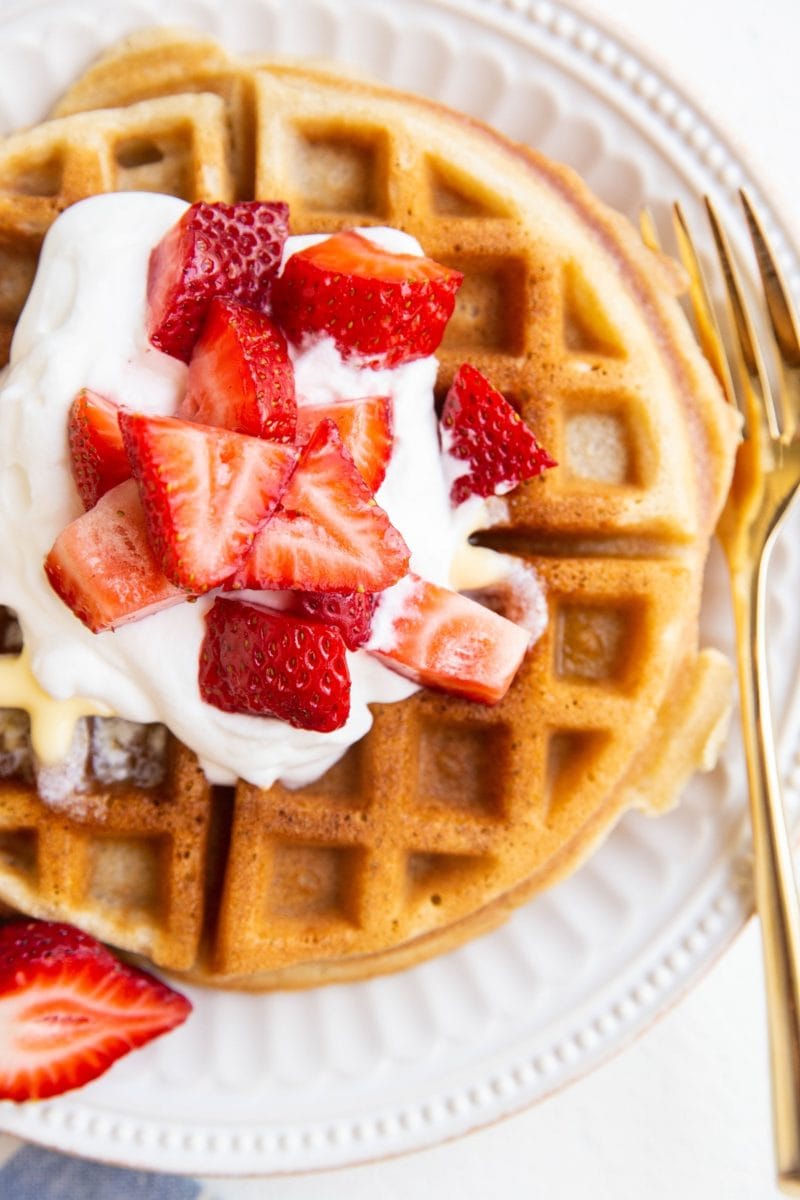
xmin=0 ymin=1144 xmax=202 ymax=1199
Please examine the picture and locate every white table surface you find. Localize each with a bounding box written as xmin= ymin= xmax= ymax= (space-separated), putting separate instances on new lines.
xmin=3 ymin=1 xmax=799 ymax=1196
xmin=211 ymin=2 xmax=798 ymax=1197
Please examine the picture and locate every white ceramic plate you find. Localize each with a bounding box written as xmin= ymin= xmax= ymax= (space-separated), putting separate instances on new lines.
xmin=1 ymin=0 xmax=800 ymax=1177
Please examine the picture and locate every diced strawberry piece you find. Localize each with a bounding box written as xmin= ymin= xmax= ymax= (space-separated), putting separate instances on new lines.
xmin=68 ymin=388 xmax=131 ymax=510
xmin=147 ymin=200 xmax=289 ymax=363
xmin=119 ymin=412 xmax=297 ymax=592
xmin=199 ymin=598 xmax=351 ymax=732
xmin=295 ymin=395 xmax=392 ymax=492
xmin=290 ymin=590 xmax=377 ymax=650
xmin=44 ymin=480 xmax=186 ymax=633
xmin=230 ymin=419 xmax=409 ymax=593
xmin=180 ymin=298 xmax=296 ymax=442
xmin=441 ymin=363 xmax=556 ymax=505
xmin=271 ymin=230 xmax=463 ymax=368
xmin=367 ymin=573 xmax=530 ymax=704
xmin=463 ymin=558 xmax=547 ymax=642
xmin=0 ymin=919 xmax=191 ymax=1102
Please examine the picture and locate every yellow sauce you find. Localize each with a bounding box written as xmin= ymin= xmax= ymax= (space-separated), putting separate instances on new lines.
xmin=0 ymin=648 xmax=111 ymax=764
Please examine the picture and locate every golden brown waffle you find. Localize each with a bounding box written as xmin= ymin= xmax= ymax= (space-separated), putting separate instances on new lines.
xmin=0 ymin=31 xmax=738 ymax=988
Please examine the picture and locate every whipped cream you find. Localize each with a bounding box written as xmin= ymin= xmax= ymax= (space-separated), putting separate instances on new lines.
xmin=0 ymin=193 xmax=513 ymax=789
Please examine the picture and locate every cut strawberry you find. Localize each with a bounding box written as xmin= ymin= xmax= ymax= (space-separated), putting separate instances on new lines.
xmin=44 ymin=480 xmax=186 ymax=633
xmin=441 ymin=363 xmax=556 ymax=505
xmin=289 ymin=590 xmax=377 ymax=651
xmin=295 ymin=395 xmax=392 ymax=492
xmin=147 ymin=200 xmax=289 ymax=363
xmin=119 ymin=412 xmax=298 ymax=592
xmin=463 ymin=558 xmax=547 ymax=642
xmin=367 ymin=573 xmax=530 ymax=704
xmin=68 ymin=388 xmax=131 ymax=510
xmin=199 ymin=597 xmax=351 ymax=732
xmin=231 ymin=419 xmax=409 ymax=593
xmin=271 ymin=230 xmax=463 ymax=368
xmin=180 ymin=298 xmax=296 ymax=442
xmin=0 ymin=919 xmax=191 ymax=1102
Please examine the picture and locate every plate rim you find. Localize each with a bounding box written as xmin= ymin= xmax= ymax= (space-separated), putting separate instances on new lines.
xmin=0 ymin=0 xmax=796 ymax=1175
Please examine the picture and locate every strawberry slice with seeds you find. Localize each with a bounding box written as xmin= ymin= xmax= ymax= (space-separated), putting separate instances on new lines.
xmin=119 ymin=412 xmax=298 ymax=592
xmin=147 ymin=200 xmax=289 ymax=363
xmin=441 ymin=363 xmax=556 ymax=505
xmin=367 ymin=573 xmax=530 ymax=704
xmin=180 ymin=297 xmax=296 ymax=442
xmin=44 ymin=480 xmax=186 ymax=633
xmin=231 ymin=419 xmax=409 ymax=593
xmin=0 ymin=919 xmax=191 ymax=1102
xmin=68 ymin=388 xmax=131 ymax=510
xmin=199 ymin=597 xmax=351 ymax=732
xmin=289 ymin=590 xmax=377 ymax=651
xmin=296 ymin=395 xmax=392 ymax=492
xmin=272 ymin=230 xmax=463 ymax=368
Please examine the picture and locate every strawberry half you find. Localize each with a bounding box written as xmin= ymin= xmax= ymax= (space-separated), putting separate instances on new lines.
xmin=272 ymin=230 xmax=463 ymax=368
xmin=296 ymin=394 xmax=392 ymax=492
xmin=147 ymin=200 xmax=289 ymax=363
xmin=289 ymin=590 xmax=377 ymax=651
xmin=441 ymin=363 xmax=556 ymax=505
xmin=180 ymin=297 xmax=296 ymax=442
xmin=199 ymin=597 xmax=351 ymax=732
xmin=0 ymin=919 xmax=191 ymax=1102
xmin=231 ymin=419 xmax=409 ymax=593
xmin=367 ymin=573 xmax=530 ymax=704
xmin=119 ymin=412 xmax=298 ymax=592
xmin=68 ymin=388 xmax=131 ymax=510
xmin=44 ymin=480 xmax=186 ymax=633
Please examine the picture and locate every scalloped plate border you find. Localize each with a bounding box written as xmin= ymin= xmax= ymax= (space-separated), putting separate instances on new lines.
xmin=1 ymin=0 xmax=799 ymax=1176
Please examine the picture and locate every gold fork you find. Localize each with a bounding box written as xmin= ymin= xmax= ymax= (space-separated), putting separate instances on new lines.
xmin=643 ymin=194 xmax=800 ymax=1195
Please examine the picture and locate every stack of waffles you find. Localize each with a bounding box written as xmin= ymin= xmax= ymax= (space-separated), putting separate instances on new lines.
xmin=0 ymin=30 xmax=739 ymax=988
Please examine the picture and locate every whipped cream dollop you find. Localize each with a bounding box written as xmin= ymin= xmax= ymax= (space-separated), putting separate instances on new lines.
xmin=0 ymin=192 xmax=523 ymax=789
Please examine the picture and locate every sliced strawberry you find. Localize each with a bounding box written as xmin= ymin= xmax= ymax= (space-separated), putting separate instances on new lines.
xmin=289 ymin=590 xmax=377 ymax=651
xmin=295 ymin=395 xmax=392 ymax=492
xmin=44 ymin=480 xmax=186 ymax=633
xmin=180 ymin=298 xmax=296 ymax=442
xmin=119 ymin=412 xmax=298 ymax=592
xmin=199 ymin=598 xmax=351 ymax=732
xmin=0 ymin=919 xmax=191 ymax=1102
xmin=462 ymin=557 xmax=549 ymax=642
xmin=367 ymin=573 xmax=530 ymax=704
xmin=441 ymin=363 xmax=556 ymax=505
xmin=231 ymin=419 xmax=409 ymax=593
xmin=68 ymin=388 xmax=131 ymax=510
xmin=272 ymin=230 xmax=463 ymax=368
xmin=147 ymin=200 xmax=289 ymax=363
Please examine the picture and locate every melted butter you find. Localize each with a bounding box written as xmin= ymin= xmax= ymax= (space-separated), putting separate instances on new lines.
xmin=0 ymin=648 xmax=111 ymax=764
xmin=448 ymin=497 xmax=511 ymax=592
xmin=449 ymin=542 xmax=508 ymax=591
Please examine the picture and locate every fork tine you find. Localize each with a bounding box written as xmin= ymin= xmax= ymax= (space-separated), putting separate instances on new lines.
xmin=740 ymin=189 xmax=800 ymax=369
xmin=671 ymin=201 xmax=738 ymax=413
xmin=740 ymin=190 xmax=800 ymax=441
xmin=704 ymin=194 xmax=780 ymax=441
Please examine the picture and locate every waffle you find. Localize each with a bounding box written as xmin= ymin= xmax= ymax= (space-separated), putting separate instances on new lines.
xmin=0 ymin=31 xmax=738 ymax=988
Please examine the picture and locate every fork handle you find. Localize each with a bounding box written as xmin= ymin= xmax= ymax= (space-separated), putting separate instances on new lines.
xmin=734 ymin=545 xmax=800 ymax=1196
